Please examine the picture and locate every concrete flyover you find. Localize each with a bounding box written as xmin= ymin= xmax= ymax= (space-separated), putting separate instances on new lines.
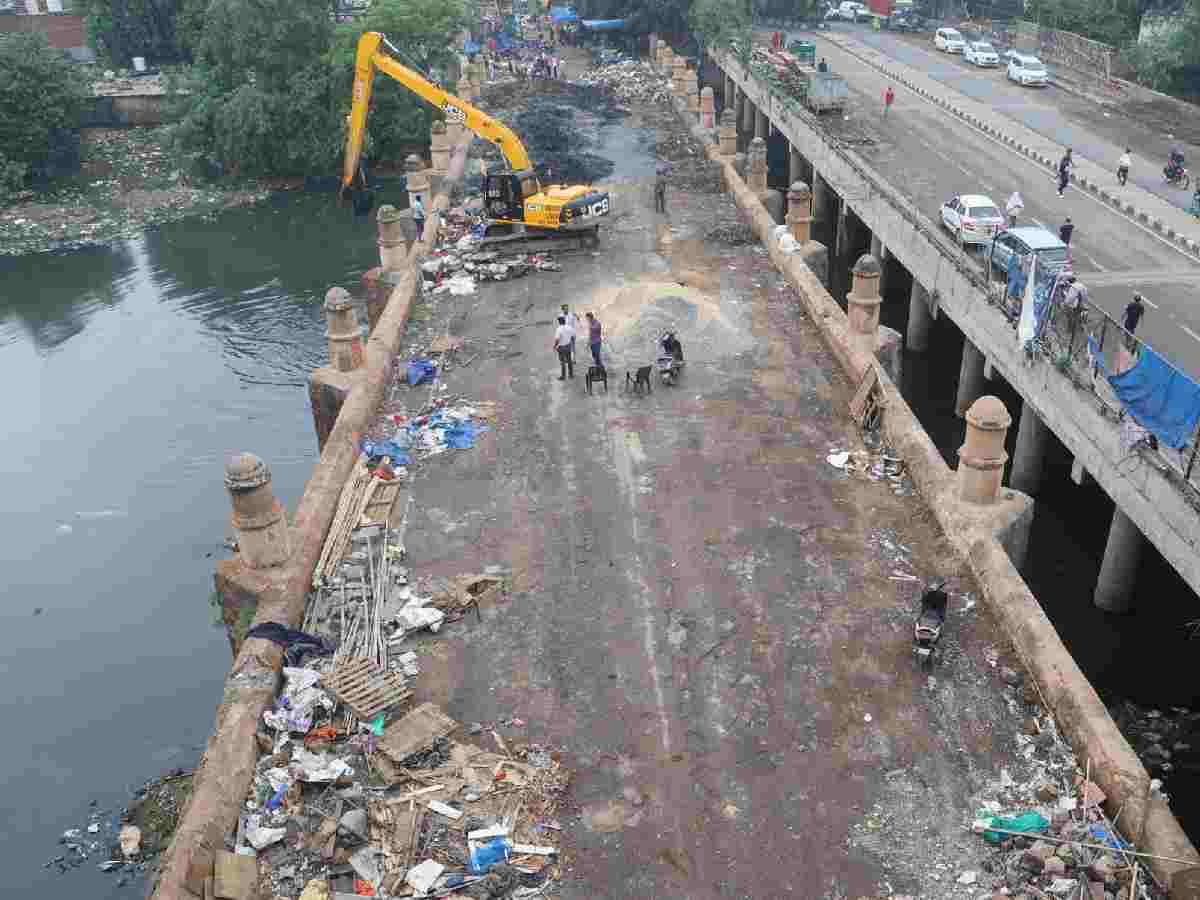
xmin=711 ymin=48 xmax=1200 ymax=613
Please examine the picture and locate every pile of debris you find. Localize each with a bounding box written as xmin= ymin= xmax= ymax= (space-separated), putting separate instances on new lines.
xmin=704 ymin=222 xmax=757 ymax=245
xmin=420 ymin=249 xmax=562 ymax=295
xmin=825 ymin=442 xmax=910 ymax=496
xmin=576 ymin=59 xmax=673 ymax=105
xmin=1109 ymin=700 xmax=1198 ymax=793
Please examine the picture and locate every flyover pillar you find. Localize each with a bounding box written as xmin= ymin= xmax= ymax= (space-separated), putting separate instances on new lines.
xmin=742 ymin=95 xmax=755 ymax=135
xmin=812 ymin=170 xmax=828 ymax=226
xmin=955 ymin=338 xmax=986 ymax=417
xmin=1010 ymin=400 xmax=1050 ymax=496
xmin=906 ymin=282 xmax=932 ymax=352
xmin=788 ymin=145 xmax=803 ymax=185
xmin=725 ymin=73 xmax=734 ymax=109
xmin=1094 ymin=507 xmax=1144 ymax=613
xmin=755 ymin=106 xmax=769 ymax=141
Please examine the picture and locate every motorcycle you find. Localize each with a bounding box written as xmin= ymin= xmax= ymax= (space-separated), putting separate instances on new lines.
xmin=1164 ymin=165 xmax=1191 ymax=190
xmin=656 ymin=331 xmax=684 ymax=386
xmin=913 ymin=582 xmax=949 ymax=666
xmin=1116 ymin=165 xmax=1129 ymax=187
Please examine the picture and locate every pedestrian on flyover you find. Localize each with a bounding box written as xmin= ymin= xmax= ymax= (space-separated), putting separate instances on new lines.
xmin=1059 ymin=216 xmax=1074 ymax=246
xmin=412 ymin=194 xmax=425 ymax=240
xmin=1057 ymin=148 xmax=1073 ymax=197
xmin=882 ymin=85 xmax=895 ymax=118
xmin=1122 ymin=294 xmax=1145 ymax=350
xmin=1005 ymin=190 xmax=1024 ymax=228
xmin=1117 ymin=147 xmax=1132 ymax=187
xmin=553 ymin=315 xmax=575 ymax=380
xmin=817 ymin=57 xmax=829 ymax=72
xmin=585 ymin=311 xmax=603 ymax=367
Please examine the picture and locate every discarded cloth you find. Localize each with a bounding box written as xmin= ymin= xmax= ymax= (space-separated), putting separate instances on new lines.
xmin=982 ymin=811 xmax=1049 ymax=844
xmin=407 ymin=359 xmax=438 ymax=386
xmin=245 ymin=622 xmax=332 ymax=666
xmin=361 ymin=439 xmax=412 ymax=468
xmin=263 ymin=667 xmax=334 ymax=734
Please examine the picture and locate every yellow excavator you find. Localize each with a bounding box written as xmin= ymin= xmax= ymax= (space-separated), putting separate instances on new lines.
xmin=340 ymin=32 xmax=611 ymax=238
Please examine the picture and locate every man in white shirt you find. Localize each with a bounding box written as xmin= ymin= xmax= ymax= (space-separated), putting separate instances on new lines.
xmin=552 ymin=315 xmax=575 ymax=380
xmin=560 ymin=304 xmax=578 ymax=360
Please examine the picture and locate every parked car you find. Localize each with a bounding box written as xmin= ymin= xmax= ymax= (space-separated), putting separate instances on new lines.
xmin=1007 ymin=53 xmax=1048 ymax=86
xmin=934 ymin=27 xmax=966 ymax=52
xmin=988 ymin=226 xmax=1070 ymax=276
xmin=964 ymin=41 xmax=999 ymax=66
xmin=838 ymin=2 xmax=865 ymax=19
xmin=941 ymin=194 xmax=1005 ymax=246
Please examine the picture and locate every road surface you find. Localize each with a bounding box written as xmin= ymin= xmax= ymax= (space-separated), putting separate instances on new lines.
xmin=788 ymin=31 xmax=1200 ymax=381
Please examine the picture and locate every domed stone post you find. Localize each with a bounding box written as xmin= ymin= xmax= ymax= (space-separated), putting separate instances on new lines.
xmin=456 ymin=76 xmax=474 ymax=103
xmin=686 ymin=67 xmax=701 ymax=118
xmin=786 ymin=181 xmax=812 ymax=244
xmin=718 ymin=109 xmax=738 ymax=157
xmin=700 ymin=86 xmax=716 ymax=129
xmin=958 ymin=396 xmax=1011 ymax=505
xmin=673 ymin=56 xmax=688 ymax=98
xmin=224 ymin=453 xmax=290 ymax=569
xmin=430 ymin=120 xmax=450 ymax=178
xmin=660 ymin=43 xmax=672 ymax=72
xmin=405 ymin=154 xmax=432 ymax=241
xmin=362 ymin=204 xmax=414 ymax=334
xmin=747 ymin=137 xmax=768 ymax=193
xmin=325 ymin=287 xmax=363 ymax=374
xmin=846 ymin=254 xmax=882 ymax=351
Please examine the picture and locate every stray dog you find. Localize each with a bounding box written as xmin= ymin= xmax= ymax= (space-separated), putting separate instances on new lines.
xmin=626 ymin=365 xmax=653 ymax=394
xmin=585 ymin=365 xmax=608 ymax=395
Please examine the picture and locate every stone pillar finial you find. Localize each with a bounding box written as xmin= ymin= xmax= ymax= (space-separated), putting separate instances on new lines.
xmin=700 ymin=86 xmax=715 ymax=128
xmin=686 ymin=66 xmax=701 ymax=116
xmin=718 ymin=109 xmax=737 ymax=157
xmin=456 ymin=76 xmax=473 ymax=102
xmin=224 ymin=453 xmax=290 ymax=569
xmin=672 ymin=56 xmax=688 ymax=98
xmin=786 ymin=181 xmax=813 ymax=244
xmin=324 ymin=286 xmax=363 ymax=374
xmin=846 ymin=253 xmax=882 ymax=347
xmin=958 ymin=396 xmax=1012 ymax=505
xmin=747 ymin=137 xmax=768 ymax=193
xmin=405 ymin=154 xmax=431 ymax=232
xmin=430 ymin=119 xmax=450 ymax=176
xmin=377 ymin=204 xmax=411 ymax=272
xmin=657 ymin=39 xmax=668 ymax=67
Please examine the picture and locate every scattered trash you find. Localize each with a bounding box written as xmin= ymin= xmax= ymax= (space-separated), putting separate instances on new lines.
xmin=826 ymin=450 xmax=850 ymax=469
xmin=118 ymin=825 xmax=141 ymax=858
xmin=956 ymin=870 xmax=978 ymax=884
xmin=406 ymin=359 xmax=438 ymax=386
xmin=406 ymin=859 xmax=445 ymax=893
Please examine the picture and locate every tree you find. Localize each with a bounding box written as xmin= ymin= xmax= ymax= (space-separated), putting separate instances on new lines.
xmin=79 ymin=0 xmax=203 ymax=67
xmin=690 ymin=0 xmax=750 ymax=51
xmin=0 ymin=32 xmax=89 ymax=198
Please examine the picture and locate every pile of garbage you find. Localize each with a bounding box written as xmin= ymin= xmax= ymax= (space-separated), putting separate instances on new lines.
xmin=362 ymin=398 xmax=495 ymax=470
xmin=576 ymin=58 xmax=673 ymax=104
xmin=420 ymin=248 xmax=562 ymax=296
xmin=1109 ymin=700 xmax=1198 ymax=793
xmin=825 ymin=441 xmax=910 ymax=496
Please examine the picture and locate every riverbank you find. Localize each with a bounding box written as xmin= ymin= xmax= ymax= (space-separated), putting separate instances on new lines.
xmin=0 ymin=126 xmax=271 ymax=256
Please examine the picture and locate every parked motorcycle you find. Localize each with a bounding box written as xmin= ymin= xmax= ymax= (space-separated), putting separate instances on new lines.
xmin=1164 ymin=166 xmax=1191 ymax=190
xmin=913 ymin=582 xmax=949 ymax=666
xmin=656 ymin=331 xmax=684 ymax=386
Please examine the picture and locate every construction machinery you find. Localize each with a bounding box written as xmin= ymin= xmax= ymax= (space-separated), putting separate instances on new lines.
xmin=341 ymin=32 xmax=611 ymax=241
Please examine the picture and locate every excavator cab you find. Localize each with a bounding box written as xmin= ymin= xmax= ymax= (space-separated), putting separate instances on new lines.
xmin=483 ymin=169 xmax=539 ymax=224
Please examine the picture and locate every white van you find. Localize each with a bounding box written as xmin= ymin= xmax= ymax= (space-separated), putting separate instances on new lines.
xmin=934 ymin=27 xmax=966 ymax=52
xmin=1007 ymin=53 xmax=1048 ymax=86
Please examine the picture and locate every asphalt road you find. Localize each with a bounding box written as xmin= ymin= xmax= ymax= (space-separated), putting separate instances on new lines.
xmin=794 ymin=33 xmax=1200 ymax=381
xmin=822 ymin=23 xmax=1199 ymax=213
xmin=387 ymin=95 xmax=1042 ymax=898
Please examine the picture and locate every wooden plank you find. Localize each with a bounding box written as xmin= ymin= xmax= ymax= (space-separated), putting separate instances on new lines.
xmin=849 ymin=362 xmax=882 ymax=426
xmin=323 ymin=658 xmax=412 ymax=721
xmin=378 ymin=703 xmax=460 ymax=764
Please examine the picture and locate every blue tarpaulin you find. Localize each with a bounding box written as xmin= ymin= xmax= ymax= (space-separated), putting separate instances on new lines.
xmin=361 ymin=439 xmax=412 ymax=467
xmin=1090 ymin=337 xmax=1200 ymax=450
xmin=580 ymin=18 xmax=626 ymax=29
xmin=463 ymin=40 xmax=481 ymax=54
xmin=550 ymin=5 xmax=577 ymax=22
xmin=406 ymin=359 xmax=438 ymax=386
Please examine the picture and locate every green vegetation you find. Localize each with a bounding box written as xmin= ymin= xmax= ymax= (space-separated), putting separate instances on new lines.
xmin=0 ymin=32 xmax=89 ymax=202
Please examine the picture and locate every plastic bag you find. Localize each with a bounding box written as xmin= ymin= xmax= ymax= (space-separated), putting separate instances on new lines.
xmin=469 ymin=836 xmax=512 ymax=874
xmin=983 ymin=811 xmax=1050 ymax=844
xmin=406 ymin=359 xmax=438 ymax=386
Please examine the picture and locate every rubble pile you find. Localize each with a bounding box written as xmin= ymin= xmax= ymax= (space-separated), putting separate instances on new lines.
xmin=704 ymin=222 xmax=757 ymax=245
xmin=419 ymin=248 xmax=562 ymax=295
xmin=648 ymin=112 xmax=725 ymax=193
xmin=575 ymin=59 xmax=673 ymax=104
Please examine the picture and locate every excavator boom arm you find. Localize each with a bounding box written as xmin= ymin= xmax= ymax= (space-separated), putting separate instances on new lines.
xmin=341 ymin=31 xmax=532 ymax=196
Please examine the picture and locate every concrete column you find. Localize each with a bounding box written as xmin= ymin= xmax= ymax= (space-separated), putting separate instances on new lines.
xmin=907 ymin=281 xmax=932 ymax=353
xmin=362 ymin=204 xmax=414 ymax=334
xmin=786 ymin=181 xmax=812 ymax=243
xmin=405 ymin=154 xmax=432 ymax=235
xmin=700 ymin=85 xmax=715 ymax=127
xmin=657 ymin=39 xmax=668 ymax=68
xmin=648 ymin=32 xmax=657 ymax=62
xmin=430 ymin=120 xmax=450 ymax=178
xmin=789 ymin=146 xmax=803 ymax=185
xmin=847 ymin=254 xmax=882 ymax=355
xmin=724 ymin=74 xmax=734 ymax=109
xmin=673 ymin=56 xmax=688 ymax=97
xmin=755 ymin=107 xmax=768 ymax=141
xmin=747 ymin=137 xmax=768 ymax=194
xmin=686 ymin=68 xmax=701 ymax=118
xmin=1094 ymin=507 xmax=1144 ymax=612
xmin=1010 ymin=401 xmax=1050 ymax=496
xmin=957 ymin=396 xmax=1011 ymax=505
xmin=325 ymin=287 xmax=363 ymax=374
xmin=456 ymin=77 xmax=473 ymax=103
xmin=735 ymin=90 xmax=745 ymax=135
xmin=224 ymin=453 xmax=290 ymax=569
xmin=742 ymin=96 xmax=755 ymax=135
xmin=718 ymin=109 xmax=737 ymax=156
xmin=955 ymin=338 xmax=986 ymax=417
xmin=812 ymin=170 xmax=827 ymax=225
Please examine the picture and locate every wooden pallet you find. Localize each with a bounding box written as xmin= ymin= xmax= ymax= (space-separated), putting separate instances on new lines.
xmin=378 ymin=703 xmax=460 ymax=765
xmin=322 ymin=657 xmax=413 ymax=721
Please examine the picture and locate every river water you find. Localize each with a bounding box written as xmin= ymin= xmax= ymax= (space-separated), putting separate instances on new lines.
xmin=0 ymin=191 xmax=381 ymax=899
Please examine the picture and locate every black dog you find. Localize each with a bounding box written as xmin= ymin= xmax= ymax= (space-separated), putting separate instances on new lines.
xmin=626 ymin=365 xmax=652 ymax=394
xmin=585 ymin=365 xmax=608 ymax=395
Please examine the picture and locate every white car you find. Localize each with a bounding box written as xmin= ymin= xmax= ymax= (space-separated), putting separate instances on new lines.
xmin=934 ymin=27 xmax=966 ymax=52
xmin=838 ymin=2 xmax=865 ymax=20
xmin=964 ymin=41 xmax=999 ymax=66
xmin=1007 ymin=53 xmax=1048 ymax=86
xmin=940 ymin=193 xmax=1005 ymax=246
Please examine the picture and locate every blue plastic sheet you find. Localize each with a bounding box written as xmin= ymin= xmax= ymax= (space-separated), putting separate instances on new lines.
xmin=469 ymin=836 xmax=511 ymax=874
xmin=1089 ymin=825 xmax=1129 ymax=851
xmin=550 ymin=5 xmax=577 ymax=22
xmin=581 ymin=18 xmax=626 ymax=29
xmin=406 ymin=359 xmax=438 ymax=386
xmin=442 ymin=420 xmax=488 ymax=449
xmin=1090 ymin=338 xmax=1200 ymax=450
xmin=361 ymin=440 xmax=412 ymax=466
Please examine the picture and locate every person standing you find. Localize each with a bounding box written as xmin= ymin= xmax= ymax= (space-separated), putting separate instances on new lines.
xmin=561 ymin=304 xmax=578 ymax=360
xmin=1004 ymin=191 xmax=1023 ymax=228
xmin=412 ymin=194 xmax=425 ymax=240
xmin=1057 ymin=148 xmax=1073 ymax=197
xmin=654 ymin=166 xmax=668 ymax=214
xmin=1122 ymin=293 xmax=1145 ymax=349
xmin=1117 ymin=147 xmax=1131 ymax=186
xmin=553 ymin=315 xmax=575 ymax=379
xmin=882 ymin=85 xmax=895 ymax=118
xmin=1059 ymin=216 xmax=1074 ymax=246
xmin=585 ymin=311 xmax=603 ymax=367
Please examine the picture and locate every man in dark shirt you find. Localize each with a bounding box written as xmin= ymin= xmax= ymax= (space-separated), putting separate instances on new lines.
xmin=1057 ymin=149 xmax=1073 ymax=197
xmin=585 ymin=311 xmax=603 ymax=367
xmin=1059 ymin=217 xmax=1074 ymax=245
xmin=1123 ymin=293 xmax=1145 ymax=349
